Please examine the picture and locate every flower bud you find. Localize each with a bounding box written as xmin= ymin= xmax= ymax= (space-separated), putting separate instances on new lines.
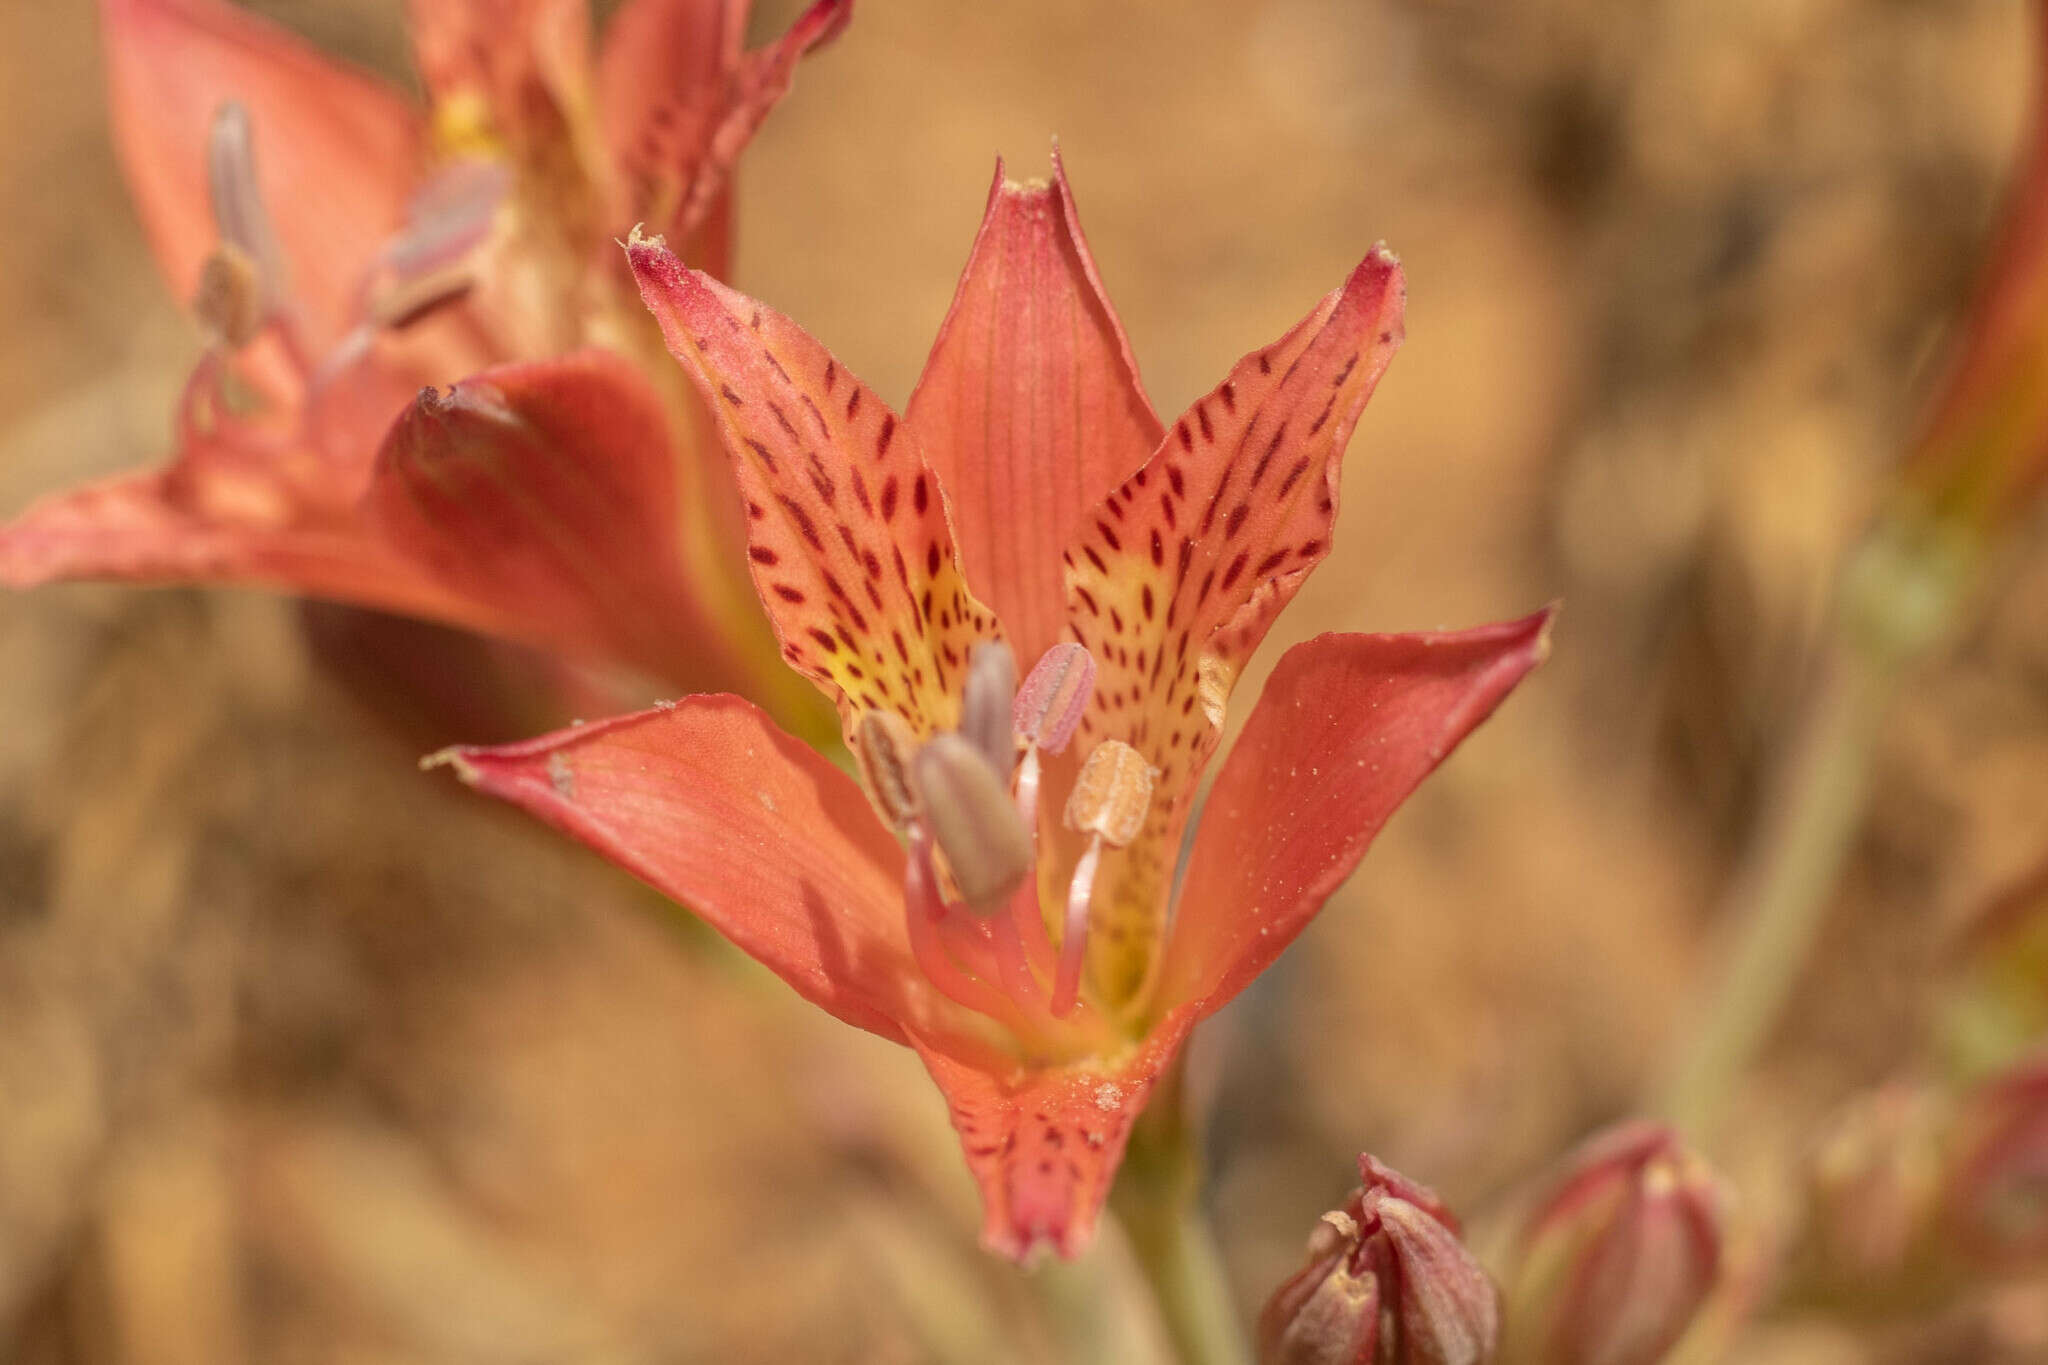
xmin=1941 ymin=1051 xmax=2048 ymax=1271
xmin=1259 ymin=1154 xmax=1499 ymax=1365
xmin=1500 ymin=1121 xmax=1723 ymax=1365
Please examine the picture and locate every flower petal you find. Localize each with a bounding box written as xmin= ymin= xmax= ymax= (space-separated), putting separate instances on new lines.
xmin=905 ymin=153 xmax=1164 ymax=668
xmin=1154 ymin=610 xmax=1554 ymax=1015
xmin=365 ymin=349 xmax=780 ymax=697
xmin=101 ymin=0 xmax=422 ymax=344
xmin=1064 ymin=247 xmax=1407 ymax=1002
xmin=0 ymin=459 xmax=460 ymax=619
xmin=405 ymin=0 xmax=593 ymax=157
xmin=628 ymin=237 xmax=999 ymax=743
xmin=429 ymin=696 xmax=943 ymax=1042
xmin=600 ymin=0 xmax=851 ymax=243
xmin=908 ymin=1003 xmax=1198 ymax=1261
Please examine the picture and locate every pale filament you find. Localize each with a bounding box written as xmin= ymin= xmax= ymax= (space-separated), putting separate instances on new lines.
xmin=1053 ymin=836 xmax=1104 ymax=1018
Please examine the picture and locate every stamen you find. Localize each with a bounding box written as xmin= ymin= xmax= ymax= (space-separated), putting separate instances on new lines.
xmin=1015 ymin=643 xmax=1095 ymax=753
xmin=367 ymin=263 xmax=478 ymax=330
xmin=192 ymin=244 xmax=264 ymax=350
xmin=912 ymin=734 xmax=1033 ymax=911
xmin=854 ymin=710 xmax=921 ymax=831
xmin=383 ymin=159 xmax=510 ymax=280
xmin=1064 ymin=739 xmax=1157 ymax=848
xmin=1053 ymin=837 xmax=1102 ymax=1017
xmin=205 ymin=103 xmax=286 ymax=306
xmin=960 ymin=641 xmax=1018 ymax=775
xmin=903 ymin=829 xmax=1019 ymax=1020
xmin=1052 ymin=740 xmax=1158 ymax=1018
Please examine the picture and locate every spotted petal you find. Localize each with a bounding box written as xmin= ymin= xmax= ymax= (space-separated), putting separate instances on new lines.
xmin=1156 ymin=612 xmax=1554 ymax=1015
xmin=601 ymin=0 xmax=850 ymax=249
xmin=102 ymin=0 xmax=422 ymax=345
xmin=629 ymin=236 xmax=999 ymax=745
xmin=906 ymin=153 xmax=1164 ymax=669
xmin=910 ymin=1005 xmax=1197 ymax=1260
xmin=1063 ymin=248 xmax=1407 ymax=1002
xmin=430 ymin=696 xmax=945 ymax=1042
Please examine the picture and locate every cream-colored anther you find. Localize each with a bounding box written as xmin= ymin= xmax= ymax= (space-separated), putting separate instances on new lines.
xmin=193 ymin=244 xmax=264 ymax=350
xmin=913 ymin=734 xmax=1034 ymax=912
xmin=854 ymin=710 xmax=920 ymax=831
xmin=1063 ymin=740 xmax=1156 ymax=848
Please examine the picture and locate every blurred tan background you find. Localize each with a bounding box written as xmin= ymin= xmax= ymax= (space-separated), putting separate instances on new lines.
xmin=3 ymin=0 xmax=2047 ymax=1360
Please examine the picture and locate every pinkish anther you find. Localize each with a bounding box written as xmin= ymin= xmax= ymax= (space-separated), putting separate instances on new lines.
xmin=1015 ymin=643 xmax=1095 ymax=753
xmin=383 ymin=159 xmax=511 ymax=280
xmin=913 ymin=733 xmax=1034 ymax=912
xmin=960 ymin=640 xmax=1018 ymax=776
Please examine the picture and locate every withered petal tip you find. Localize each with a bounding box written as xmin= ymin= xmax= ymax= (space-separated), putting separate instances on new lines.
xmin=419 ymin=746 xmax=480 ymax=784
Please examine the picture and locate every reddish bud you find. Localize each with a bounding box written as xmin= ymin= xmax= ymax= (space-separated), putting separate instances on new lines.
xmin=1260 ymin=1154 xmax=1500 ymax=1365
xmin=1942 ymin=1052 xmax=2048 ymax=1270
xmin=1501 ymin=1121 xmax=1723 ymax=1365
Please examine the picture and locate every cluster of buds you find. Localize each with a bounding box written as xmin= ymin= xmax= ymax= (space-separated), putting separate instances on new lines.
xmin=855 ymin=639 xmax=1157 ymax=1022
xmin=1498 ymin=1121 xmax=1724 ymax=1365
xmin=1258 ymin=1154 xmax=1500 ymax=1365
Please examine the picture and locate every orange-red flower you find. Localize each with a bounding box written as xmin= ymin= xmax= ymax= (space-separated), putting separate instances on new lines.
xmin=0 ymin=0 xmax=843 ymax=722
xmin=433 ymin=157 xmax=1551 ymax=1258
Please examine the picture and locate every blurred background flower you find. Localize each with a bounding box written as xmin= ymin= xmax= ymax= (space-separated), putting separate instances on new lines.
xmin=2 ymin=1 xmax=2047 ymax=1362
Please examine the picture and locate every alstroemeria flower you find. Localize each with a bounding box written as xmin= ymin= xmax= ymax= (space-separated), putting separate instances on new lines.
xmin=433 ymin=158 xmax=1552 ymax=1258
xmin=0 ymin=0 xmax=843 ymax=721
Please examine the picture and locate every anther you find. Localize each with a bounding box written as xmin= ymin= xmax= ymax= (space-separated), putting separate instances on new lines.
xmin=1053 ymin=739 xmax=1157 ymax=1016
xmin=1063 ymin=740 xmax=1156 ymax=848
xmin=854 ymin=709 xmax=921 ymax=831
xmin=1012 ymin=643 xmax=1097 ymax=832
xmin=959 ymin=641 xmax=1018 ymax=776
xmin=384 ymin=159 xmax=510 ymax=280
xmin=205 ymin=103 xmax=285 ymax=306
xmin=1015 ymin=643 xmax=1095 ymax=753
xmin=192 ymin=244 xmax=264 ymax=350
xmin=912 ymin=734 xmax=1034 ymax=912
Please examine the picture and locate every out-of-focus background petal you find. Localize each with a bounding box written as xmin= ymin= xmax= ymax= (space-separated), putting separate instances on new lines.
xmin=3 ymin=1 xmax=2046 ymax=1361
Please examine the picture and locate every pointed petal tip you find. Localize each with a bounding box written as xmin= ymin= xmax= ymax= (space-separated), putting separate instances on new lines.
xmin=795 ymin=0 xmax=855 ymax=49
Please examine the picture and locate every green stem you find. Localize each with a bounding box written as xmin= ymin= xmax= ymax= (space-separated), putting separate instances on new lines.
xmin=1110 ymin=1063 xmax=1252 ymax=1365
xmin=1658 ymin=522 xmax=1969 ymax=1140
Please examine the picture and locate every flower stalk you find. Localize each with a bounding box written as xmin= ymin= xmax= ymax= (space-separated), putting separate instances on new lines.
xmin=1659 ymin=515 xmax=1972 ymax=1139
xmin=1110 ymin=1062 xmax=1251 ymax=1365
